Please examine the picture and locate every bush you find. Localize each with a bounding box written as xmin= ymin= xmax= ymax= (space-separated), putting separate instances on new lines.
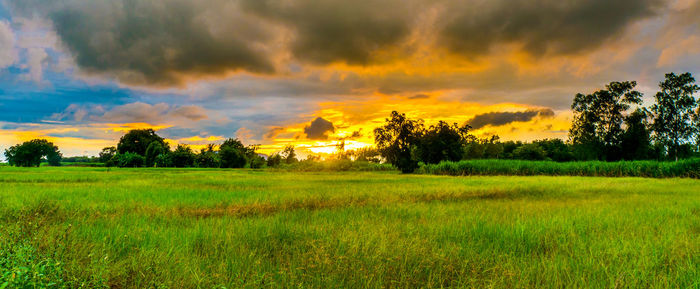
xmin=417 ymin=158 xmax=700 ymax=178
xmin=110 ymin=152 xmax=145 ymax=168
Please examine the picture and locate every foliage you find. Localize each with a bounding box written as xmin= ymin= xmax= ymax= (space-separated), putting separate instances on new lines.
xmin=170 ymin=144 xmax=196 ymax=168
xmin=219 ymin=138 xmax=248 ymax=168
xmin=569 ymin=81 xmax=643 ymax=161
xmin=417 ymin=121 xmax=473 ymax=164
xmin=4 ymin=139 xmax=62 ymax=167
xmin=418 ymin=158 xmax=700 ymax=178
xmin=651 ymin=72 xmax=699 ymax=161
xmin=110 ymin=152 xmax=145 ymax=168
xmin=196 ymin=145 xmax=220 ymax=168
xmin=98 ymin=147 xmax=117 ymax=163
xmin=281 ymin=145 xmax=298 ymax=164
xmin=116 ymin=129 xmax=167 ymax=156
xmin=511 ymin=143 xmax=548 ymax=161
xmin=267 ymin=153 xmax=283 ymax=167
xmin=621 ymin=109 xmax=654 ymax=160
xmin=374 ymin=111 xmax=424 ymax=173
xmin=145 ymin=142 xmax=168 ymax=167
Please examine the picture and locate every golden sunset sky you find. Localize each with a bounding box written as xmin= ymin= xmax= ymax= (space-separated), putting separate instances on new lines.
xmin=0 ymin=0 xmax=699 ymax=158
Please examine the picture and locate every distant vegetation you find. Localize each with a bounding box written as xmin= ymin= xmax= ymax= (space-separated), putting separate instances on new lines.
xmin=4 ymin=72 xmax=700 ymax=174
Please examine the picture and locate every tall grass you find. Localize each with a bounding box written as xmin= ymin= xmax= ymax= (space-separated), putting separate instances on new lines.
xmin=418 ymin=158 xmax=700 ymax=178
xmin=0 ymin=168 xmax=698 ymax=288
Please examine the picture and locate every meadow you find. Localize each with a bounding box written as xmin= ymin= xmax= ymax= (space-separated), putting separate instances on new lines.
xmin=0 ymin=167 xmax=698 ymax=288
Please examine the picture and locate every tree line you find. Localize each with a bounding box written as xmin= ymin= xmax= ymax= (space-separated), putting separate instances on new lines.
xmin=4 ymin=72 xmax=699 ymax=171
xmin=373 ymin=72 xmax=700 ymax=172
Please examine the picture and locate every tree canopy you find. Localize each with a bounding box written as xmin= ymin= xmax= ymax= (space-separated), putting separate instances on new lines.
xmin=4 ymin=139 xmax=62 ymax=167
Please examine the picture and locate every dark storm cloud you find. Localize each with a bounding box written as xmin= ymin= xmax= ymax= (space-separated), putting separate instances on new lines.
xmin=240 ymin=0 xmax=414 ymax=65
xmin=304 ymin=117 xmax=335 ymax=140
xmin=440 ymin=0 xmax=663 ymax=56
xmin=468 ymin=109 xmax=555 ymax=129
xmin=6 ymin=0 xmax=666 ymax=87
xmin=7 ymin=0 xmax=275 ymax=86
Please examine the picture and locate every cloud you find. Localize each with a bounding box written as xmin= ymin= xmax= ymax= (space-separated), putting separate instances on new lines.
xmin=6 ymin=0 xmax=666 ymax=88
xmin=408 ymin=94 xmax=430 ymax=100
xmin=0 ymin=20 xmax=18 ymax=69
xmin=7 ymin=0 xmax=276 ymax=86
xmin=21 ymin=47 xmax=49 ymax=83
xmin=468 ymin=109 xmax=555 ymax=129
xmin=304 ymin=117 xmax=335 ymax=140
xmin=439 ymin=0 xmax=663 ymax=57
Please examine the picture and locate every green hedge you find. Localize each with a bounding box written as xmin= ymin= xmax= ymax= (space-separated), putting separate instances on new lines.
xmin=417 ymin=159 xmax=700 ymax=178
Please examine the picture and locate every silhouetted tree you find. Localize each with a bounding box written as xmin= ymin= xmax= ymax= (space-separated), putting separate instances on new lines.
xmin=570 ymin=81 xmax=643 ymax=161
xmin=117 ymin=129 xmax=167 ymax=156
xmin=533 ymin=139 xmax=574 ymax=162
xmin=110 ymin=152 xmax=145 ymax=167
xmin=620 ymin=109 xmax=653 ymax=160
xmin=220 ymin=138 xmax=248 ymax=168
xmin=266 ymin=153 xmax=283 ymax=167
xmin=99 ymin=146 xmax=117 ymax=163
xmin=4 ymin=139 xmax=62 ymax=167
xmin=651 ymin=72 xmax=699 ymax=161
xmin=170 ymin=144 xmax=196 ymax=167
xmin=417 ymin=121 xmax=472 ymax=164
xmin=512 ymin=143 xmax=547 ymax=161
xmin=282 ymin=145 xmax=298 ymax=164
xmin=196 ymin=144 xmax=220 ymax=168
xmin=145 ymin=142 xmax=168 ymax=167
xmin=374 ymin=111 xmax=424 ymax=173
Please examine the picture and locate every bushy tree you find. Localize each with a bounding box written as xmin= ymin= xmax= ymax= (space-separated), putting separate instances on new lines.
xmin=651 ymin=72 xmax=699 ymax=161
xmin=374 ymin=111 xmax=424 ymax=173
xmin=570 ymin=81 xmax=643 ymax=161
xmin=117 ymin=129 xmax=167 ymax=156
xmin=533 ymin=139 xmax=573 ymax=162
xmin=220 ymin=138 xmax=248 ymax=168
xmin=281 ymin=145 xmax=298 ymax=164
xmin=110 ymin=152 xmax=145 ymax=167
xmin=621 ymin=109 xmax=653 ymax=160
xmin=417 ymin=121 xmax=472 ymax=164
xmin=512 ymin=143 xmax=547 ymax=161
xmin=170 ymin=144 xmax=196 ymax=168
xmin=196 ymin=145 xmax=220 ymax=168
xmin=98 ymin=147 xmax=117 ymax=163
xmin=266 ymin=153 xmax=282 ymax=167
xmin=4 ymin=139 xmax=62 ymax=167
xmin=145 ymin=142 xmax=168 ymax=167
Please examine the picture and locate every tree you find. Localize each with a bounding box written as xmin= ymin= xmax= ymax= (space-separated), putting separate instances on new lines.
xmin=111 ymin=152 xmax=145 ymax=167
xmin=145 ymin=142 xmax=167 ymax=167
xmin=99 ymin=147 xmax=117 ymax=163
xmin=374 ymin=111 xmax=424 ymax=173
xmin=219 ymin=138 xmax=248 ymax=168
xmin=533 ymin=139 xmax=573 ymax=162
xmin=267 ymin=153 xmax=283 ymax=167
xmin=417 ymin=121 xmax=472 ymax=164
xmin=569 ymin=81 xmax=643 ymax=161
xmin=4 ymin=139 xmax=62 ymax=167
xmin=651 ymin=72 xmax=699 ymax=161
xmin=117 ymin=129 xmax=167 ymax=156
xmin=170 ymin=144 xmax=196 ymax=168
xmin=620 ymin=109 xmax=653 ymax=160
xmin=281 ymin=145 xmax=298 ymax=164
xmin=196 ymin=144 xmax=220 ymax=168
xmin=512 ymin=143 xmax=547 ymax=161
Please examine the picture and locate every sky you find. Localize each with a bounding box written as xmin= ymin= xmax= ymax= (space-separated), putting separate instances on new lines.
xmin=0 ymin=0 xmax=699 ymax=159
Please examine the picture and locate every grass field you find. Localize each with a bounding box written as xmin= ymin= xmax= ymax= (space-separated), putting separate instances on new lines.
xmin=0 ymin=167 xmax=698 ymax=288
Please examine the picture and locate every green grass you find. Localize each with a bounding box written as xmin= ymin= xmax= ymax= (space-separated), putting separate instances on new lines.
xmin=418 ymin=158 xmax=700 ymax=178
xmin=0 ymin=167 xmax=698 ymax=288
